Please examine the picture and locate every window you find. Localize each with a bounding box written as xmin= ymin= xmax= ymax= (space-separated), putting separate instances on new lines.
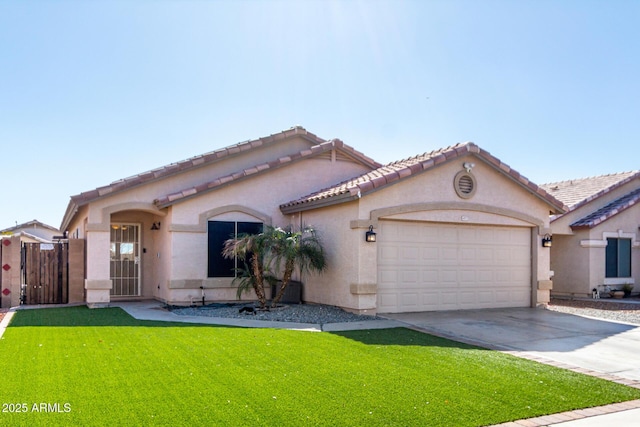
xmin=207 ymin=220 xmax=263 ymax=278
xmin=606 ymin=238 xmax=632 ymax=278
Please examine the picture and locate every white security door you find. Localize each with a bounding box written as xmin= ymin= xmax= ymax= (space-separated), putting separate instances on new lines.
xmin=110 ymin=223 xmax=141 ymax=297
xmin=377 ymin=221 xmax=531 ymax=313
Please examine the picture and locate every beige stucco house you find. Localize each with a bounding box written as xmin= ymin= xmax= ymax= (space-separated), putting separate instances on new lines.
xmin=541 ymin=171 xmax=640 ymax=298
xmin=60 ymin=126 xmax=565 ymax=313
xmin=60 ymin=127 xmax=379 ymax=307
xmin=281 ymin=143 xmax=565 ymax=313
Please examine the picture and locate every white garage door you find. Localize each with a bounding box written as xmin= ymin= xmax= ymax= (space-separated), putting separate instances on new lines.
xmin=377 ymin=221 xmax=531 ymax=313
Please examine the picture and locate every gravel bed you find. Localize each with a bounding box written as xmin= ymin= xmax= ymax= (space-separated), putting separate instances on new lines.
xmin=548 ymin=298 xmax=640 ymax=325
xmin=168 ymin=303 xmax=381 ymax=324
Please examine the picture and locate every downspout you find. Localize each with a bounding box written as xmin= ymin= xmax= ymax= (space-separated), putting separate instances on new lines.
xmin=298 ymin=213 xmax=303 ymax=284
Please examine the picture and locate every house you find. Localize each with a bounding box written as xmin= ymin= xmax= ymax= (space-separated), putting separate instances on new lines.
xmin=281 ymin=143 xmax=565 ymax=313
xmin=60 ymin=127 xmax=379 ymax=307
xmin=541 ymin=171 xmax=640 ymax=298
xmin=0 ymin=220 xmax=62 ymax=243
xmin=60 ymin=126 xmax=564 ymax=313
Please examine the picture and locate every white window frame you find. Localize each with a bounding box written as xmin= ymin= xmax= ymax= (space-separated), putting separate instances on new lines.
xmin=581 ymin=230 xmax=637 ymax=286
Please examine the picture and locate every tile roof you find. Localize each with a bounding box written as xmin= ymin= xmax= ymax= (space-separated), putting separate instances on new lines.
xmin=60 ymin=126 xmax=380 ymax=230
xmin=541 ymin=171 xmax=640 ymax=210
xmin=153 ymin=139 xmax=380 ymax=208
xmin=0 ymin=219 xmax=60 ymax=233
xmin=3 ymin=231 xmax=56 ymax=244
xmin=280 ymin=142 xmax=566 ymax=214
xmin=570 ymin=187 xmax=640 ymax=229
xmin=67 ymin=126 xmax=328 ymax=208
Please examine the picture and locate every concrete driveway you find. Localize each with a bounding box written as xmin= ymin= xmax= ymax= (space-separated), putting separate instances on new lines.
xmin=383 ymin=307 xmax=640 ymax=382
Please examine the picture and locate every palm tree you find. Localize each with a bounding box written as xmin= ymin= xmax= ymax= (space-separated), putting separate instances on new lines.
xmin=269 ymin=226 xmax=327 ymax=308
xmin=222 ymin=232 xmax=270 ymax=309
xmin=223 ymin=225 xmax=327 ymax=309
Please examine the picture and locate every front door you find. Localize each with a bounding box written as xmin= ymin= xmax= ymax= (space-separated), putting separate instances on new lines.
xmin=110 ymin=223 xmax=141 ymax=297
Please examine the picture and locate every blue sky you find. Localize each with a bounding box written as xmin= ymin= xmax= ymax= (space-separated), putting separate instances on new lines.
xmin=1 ymin=0 xmax=639 ymax=230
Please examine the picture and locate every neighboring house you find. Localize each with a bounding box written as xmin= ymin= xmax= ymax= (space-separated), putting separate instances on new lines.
xmin=541 ymin=171 xmax=640 ymax=298
xmin=0 ymin=220 xmax=62 ymax=243
xmin=60 ymin=126 xmax=564 ymax=313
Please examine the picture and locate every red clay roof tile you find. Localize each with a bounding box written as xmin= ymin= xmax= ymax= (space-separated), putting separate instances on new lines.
xmin=152 ymin=138 xmax=381 ymax=208
xmin=63 ymin=126 xmax=379 ymax=217
xmin=280 ymin=142 xmax=566 ymax=214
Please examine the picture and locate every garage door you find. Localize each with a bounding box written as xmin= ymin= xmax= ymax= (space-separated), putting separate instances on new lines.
xmin=377 ymin=221 xmax=531 ymax=313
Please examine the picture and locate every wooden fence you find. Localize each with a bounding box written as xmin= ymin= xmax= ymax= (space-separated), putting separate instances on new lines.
xmin=22 ymin=242 xmax=69 ymax=305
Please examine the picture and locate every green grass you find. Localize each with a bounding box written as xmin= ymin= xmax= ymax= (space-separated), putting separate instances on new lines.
xmin=1 ymin=306 xmax=639 ymax=426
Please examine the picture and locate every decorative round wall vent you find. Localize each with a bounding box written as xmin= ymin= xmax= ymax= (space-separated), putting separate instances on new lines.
xmin=454 ymin=171 xmax=477 ymax=199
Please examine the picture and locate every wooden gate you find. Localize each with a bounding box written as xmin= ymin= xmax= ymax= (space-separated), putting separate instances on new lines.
xmin=22 ymin=242 xmax=69 ymax=305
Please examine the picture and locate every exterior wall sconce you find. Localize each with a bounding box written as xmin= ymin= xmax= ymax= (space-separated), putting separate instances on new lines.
xmin=542 ymin=234 xmax=552 ymax=248
xmin=151 ymin=222 xmax=161 ymax=231
xmin=365 ymin=225 xmax=376 ymax=242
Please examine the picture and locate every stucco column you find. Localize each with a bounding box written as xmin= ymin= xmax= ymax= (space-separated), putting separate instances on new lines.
xmin=349 ymin=222 xmax=378 ymax=313
xmin=534 ymin=228 xmax=553 ymax=307
xmin=68 ymin=239 xmax=86 ymax=304
xmin=85 ymin=229 xmax=112 ymax=307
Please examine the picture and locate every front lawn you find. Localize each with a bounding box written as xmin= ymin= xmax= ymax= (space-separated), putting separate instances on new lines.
xmin=1 ymin=306 xmax=639 ymax=426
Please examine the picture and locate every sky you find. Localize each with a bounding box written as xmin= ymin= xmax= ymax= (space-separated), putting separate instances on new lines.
xmin=1 ymin=0 xmax=639 ymax=230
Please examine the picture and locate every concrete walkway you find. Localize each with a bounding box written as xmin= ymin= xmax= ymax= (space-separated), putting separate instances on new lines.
xmin=112 ymin=300 xmax=405 ymax=332
xmin=0 ymin=300 xmax=404 ymax=335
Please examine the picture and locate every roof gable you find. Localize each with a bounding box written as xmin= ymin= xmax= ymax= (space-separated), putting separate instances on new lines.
xmin=154 ymin=139 xmax=380 ymax=208
xmin=280 ymin=142 xmax=566 ymax=214
xmin=1 ymin=219 xmax=60 ymax=234
xmin=570 ymin=187 xmax=640 ymax=229
xmin=1 ymin=220 xmax=61 ymax=243
xmin=68 ymin=126 xmax=329 ymax=207
xmin=61 ymin=126 xmax=380 ymax=230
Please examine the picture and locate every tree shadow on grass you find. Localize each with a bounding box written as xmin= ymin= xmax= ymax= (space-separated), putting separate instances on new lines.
xmin=8 ymin=306 xmax=229 ymax=328
xmin=331 ymin=327 xmax=487 ymax=350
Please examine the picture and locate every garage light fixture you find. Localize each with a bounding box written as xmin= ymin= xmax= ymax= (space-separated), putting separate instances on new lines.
xmin=463 ymin=162 xmax=475 ymax=173
xmin=365 ymin=225 xmax=377 ymax=243
xmin=542 ymin=234 xmax=552 ymax=248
